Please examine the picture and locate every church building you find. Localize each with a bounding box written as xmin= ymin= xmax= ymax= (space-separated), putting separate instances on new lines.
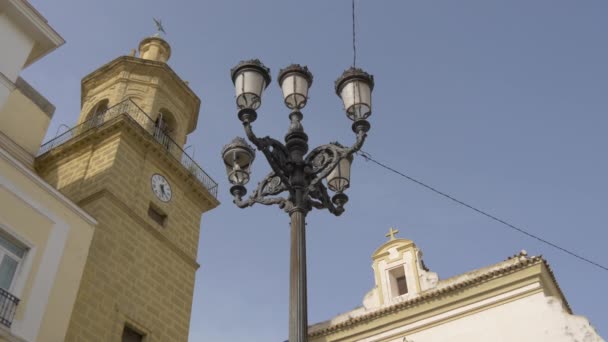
xmin=309 ymin=228 xmax=604 ymax=342
xmin=33 ymin=34 xmax=220 ymax=341
xmin=1 ymin=3 xmax=219 ymax=340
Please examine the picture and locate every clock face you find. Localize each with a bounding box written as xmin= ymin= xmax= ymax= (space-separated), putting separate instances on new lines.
xmin=151 ymin=174 xmax=172 ymax=202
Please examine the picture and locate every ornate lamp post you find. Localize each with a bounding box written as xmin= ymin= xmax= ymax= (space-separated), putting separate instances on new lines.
xmin=222 ymin=60 xmax=374 ymax=342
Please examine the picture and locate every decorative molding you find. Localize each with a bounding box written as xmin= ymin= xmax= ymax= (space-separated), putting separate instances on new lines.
xmin=1 ymin=0 xmax=65 ymax=68
xmin=3 ymin=0 xmax=64 ymax=44
xmin=0 ymin=132 xmax=34 ymax=168
xmin=0 ymin=147 xmax=97 ymax=225
xmin=0 ymin=175 xmax=70 ymax=342
xmin=0 ymin=221 xmax=36 ymax=299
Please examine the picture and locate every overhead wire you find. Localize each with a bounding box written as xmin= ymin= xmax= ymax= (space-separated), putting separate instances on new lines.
xmin=352 ymin=0 xmax=357 ymax=67
xmin=356 ymin=150 xmax=608 ymax=272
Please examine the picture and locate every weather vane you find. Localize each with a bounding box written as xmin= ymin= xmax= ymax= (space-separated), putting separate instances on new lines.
xmin=153 ymin=18 xmax=166 ymax=35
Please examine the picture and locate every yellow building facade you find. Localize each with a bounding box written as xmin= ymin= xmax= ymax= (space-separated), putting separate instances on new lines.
xmin=35 ymin=35 xmax=219 ymax=341
xmin=0 ymin=1 xmax=97 ymax=341
xmin=0 ymin=144 xmax=96 ymax=342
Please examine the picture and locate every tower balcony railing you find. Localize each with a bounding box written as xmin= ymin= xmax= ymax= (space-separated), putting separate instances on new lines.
xmin=0 ymin=287 xmax=19 ymax=328
xmin=37 ymin=99 xmax=218 ymax=198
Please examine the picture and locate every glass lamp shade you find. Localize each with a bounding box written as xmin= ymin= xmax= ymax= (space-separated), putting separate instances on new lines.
xmin=221 ymin=137 xmax=256 ymax=186
xmin=227 ymin=166 xmax=250 ymax=186
xmin=335 ymin=67 xmax=375 ymax=121
xmin=278 ymin=64 xmax=313 ymax=110
xmin=230 ymin=60 xmax=271 ymax=110
xmin=327 ymin=155 xmax=353 ymax=193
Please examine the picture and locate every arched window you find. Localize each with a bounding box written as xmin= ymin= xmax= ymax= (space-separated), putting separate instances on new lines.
xmin=87 ymin=99 xmax=109 ymax=127
xmin=94 ymin=100 xmax=109 ymax=116
xmin=153 ymin=109 xmax=177 ymax=151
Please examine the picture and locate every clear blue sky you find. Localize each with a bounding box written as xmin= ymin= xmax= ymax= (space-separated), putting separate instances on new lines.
xmin=25 ymin=1 xmax=607 ymax=340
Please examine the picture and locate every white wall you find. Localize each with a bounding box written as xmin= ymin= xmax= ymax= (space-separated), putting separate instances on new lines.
xmin=0 ymin=12 xmax=34 ymax=83
xmin=376 ymin=291 xmax=604 ymax=342
xmin=0 ymin=0 xmax=64 ymax=113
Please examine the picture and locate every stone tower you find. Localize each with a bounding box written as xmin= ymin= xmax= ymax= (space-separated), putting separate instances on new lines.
xmin=35 ymin=35 xmax=219 ymax=341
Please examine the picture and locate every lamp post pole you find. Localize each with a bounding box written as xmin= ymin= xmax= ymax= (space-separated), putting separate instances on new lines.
xmin=222 ymin=60 xmax=374 ymax=342
xmin=285 ymin=115 xmax=310 ymax=342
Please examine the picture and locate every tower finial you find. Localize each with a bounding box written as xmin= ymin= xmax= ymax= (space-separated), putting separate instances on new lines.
xmin=153 ymin=18 xmax=166 ymax=36
xmin=385 ymin=227 xmax=399 ymax=241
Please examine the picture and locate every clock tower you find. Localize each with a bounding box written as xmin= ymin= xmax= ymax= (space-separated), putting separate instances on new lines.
xmin=35 ymin=35 xmax=219 ymax=341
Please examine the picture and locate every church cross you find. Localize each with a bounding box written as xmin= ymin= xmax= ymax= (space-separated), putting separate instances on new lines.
xmin=385 ymin=227 xmax=399 ymax=241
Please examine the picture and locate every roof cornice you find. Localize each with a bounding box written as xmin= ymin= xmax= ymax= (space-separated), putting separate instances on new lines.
xmin=1 ymin=0 xmax=65 ymax=68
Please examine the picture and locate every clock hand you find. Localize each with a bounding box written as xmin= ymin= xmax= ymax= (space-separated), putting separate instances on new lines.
xmin=160 ymin=184 xmax=166 ymax=194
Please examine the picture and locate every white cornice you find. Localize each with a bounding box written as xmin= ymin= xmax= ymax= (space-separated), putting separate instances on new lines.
xmin=0 ymin=0 xmax=65 ymax=68
xmin=0 ymin=147 xmax=97 ymax=225
xmin=0 ymin=131 xmax=34 ymax=168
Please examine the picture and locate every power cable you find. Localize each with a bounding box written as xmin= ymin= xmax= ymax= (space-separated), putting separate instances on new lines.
xmin=356 ymin=150 xmax=608 ymax=272
xmin=352 ymin=0 xmax=357 ymax=67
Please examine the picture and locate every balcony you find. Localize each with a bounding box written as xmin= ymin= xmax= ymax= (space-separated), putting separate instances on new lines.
xmin=0 ymin=288 xmax=19 ymax=328
xmin=37 ymin=99 xmax=218 ymax=198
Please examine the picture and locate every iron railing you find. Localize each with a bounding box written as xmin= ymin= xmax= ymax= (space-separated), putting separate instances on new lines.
xmin=0 ymin=287 xmax=19 ymax=328
xmin=38 ymin=99 xmax=218 ymax=198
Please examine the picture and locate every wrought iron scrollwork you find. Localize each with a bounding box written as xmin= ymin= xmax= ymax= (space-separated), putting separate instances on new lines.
xmin=233 ymin=171 xmax=293 ymax=212
xmin=303 ymin=129 xmax=366 ymax=196
xmin=231 ymin=105 xmax=368 ymax=217
xmin=243 ymin=122 xmax=291 ymax=186
xmin=307 ymin=181 xmax=344 ymax=216
xmin=262 ymin=175 xmax=285 ymax=196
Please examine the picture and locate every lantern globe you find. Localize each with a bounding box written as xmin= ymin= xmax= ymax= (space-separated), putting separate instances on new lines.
xmin=221 ymin=137 xmax=256 ymax=186
xmin=335 ymin=67 xmax=375 ymax=121
xmin=326 ymin=155 xmax=353 ymax=193
xmin=278 ymin=64 xmax=313 ymax=110
xmin=230 ymin=59 xmax=271 ymax=110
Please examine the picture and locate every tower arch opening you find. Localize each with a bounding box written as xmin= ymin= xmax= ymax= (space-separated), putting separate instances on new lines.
xmin=86 ymin=99 xmax=109 ymax=126
xmin=154 ymin=108 xmax=178 ymax=151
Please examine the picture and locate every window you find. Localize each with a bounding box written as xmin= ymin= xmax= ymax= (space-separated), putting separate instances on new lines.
xmin=0 ymin=234 xmax=26 ymax=292
xmin=396 ymin=275 xmax=408 ymax=295
xmin=94 ymin=100 xmax=108 ymax=116
xmin=86 ymin=99 xmax=109 ymax=127
xmin=122 ymin=325 xmax=144 ymax=342
xmin=388 ymin=266 xmax=408 ymax=298
xmin=148 ymin=204 xmax=167 ymax=226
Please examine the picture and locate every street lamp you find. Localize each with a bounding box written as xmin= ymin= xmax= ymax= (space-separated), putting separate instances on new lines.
xmin=278 ymin=64 xmax=313 ymax=110
xmin=222 ymin=59 xmax=374 ymax=342
xmin=231 ymin=59 xmax=271 ymax=111
xmin=221 ymin=137 xmax=255 ymax=195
